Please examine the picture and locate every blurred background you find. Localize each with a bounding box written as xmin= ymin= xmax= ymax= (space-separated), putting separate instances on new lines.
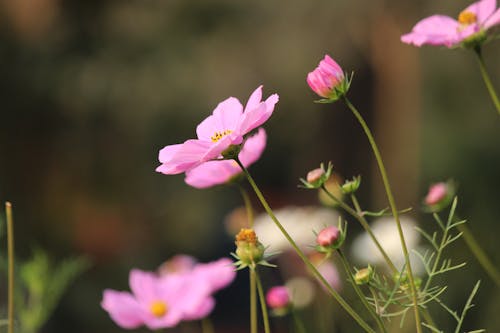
xmin=0 ymin=0 xmax=499 ymax=332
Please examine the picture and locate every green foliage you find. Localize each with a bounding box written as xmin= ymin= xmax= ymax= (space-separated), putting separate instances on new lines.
xmin=13 ymin=249 xmax=89 ymax=333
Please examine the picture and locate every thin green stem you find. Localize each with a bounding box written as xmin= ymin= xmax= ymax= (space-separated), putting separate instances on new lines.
xmin=250 ymin=270 xmax=258 ymax=333
xmin=235 ymin=159 xmax=376 ymax=333
xmin=337 ymin=250 xmax=387 ymax=333
xmin=238 ymin=185 xmax=258 ymax=333
xmin=201 ymin=318 xmax=215 ymax=333
xmin=343 ymin=97 xmax=422 ymax=333
xmin=239 ymin=185 xmax=254 ymax=228
xmin=254 ymin=270 xmax=271 ymax=333
xmin=290 ymin=307 xmax=306 ymax=333
xmin=6 ymin=202 xmax=14 ymax=333
xmin=457 ymin=223 xmax=500 ymax=287
xmin=474 ymin=46 xmax=500 ymax=115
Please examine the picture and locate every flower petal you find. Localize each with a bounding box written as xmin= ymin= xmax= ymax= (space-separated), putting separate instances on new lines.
xmin=464 ymin=0 xmax=497 ymax=24
xmin=156 ymin=140 xmax=213 ymax=175
xmin=401 ymin=15 xmax=461 ymax=47
xmin=192 ymin=258 xmax=236 ymax=292
xmin=129 ymin=269 xmax=159 ymax=303
xmin=245 ymin=85 xmax=263 ymax=112
xmin=484 ymin=7 xmax=500 ymax=28
xmin=196 ymin=97 xmax=243 ymax=140
xmin=239 ymin=96 xmax=278 ymax=134
xmin=185 ymin=159 xmax=240 ymax=188
xmin=101 ymin=290 xmax=143 ymax=329
xmin=239 ymin=128 xmax=267 ymax=167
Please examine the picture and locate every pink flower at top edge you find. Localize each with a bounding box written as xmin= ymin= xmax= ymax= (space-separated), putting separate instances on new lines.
xmin=307 ymin=55 xmax=345 ymax=99
xmin=184 ymin=128 xmax=267 ymax=188
xmin=401 ymin=0 xmax=500 ymax=48
xmin=156 ymin=86 xmax=278 ymax=175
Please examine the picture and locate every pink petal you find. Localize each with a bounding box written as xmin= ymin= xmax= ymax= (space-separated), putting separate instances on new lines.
xmin=196 ymin=97 xmax=243 ymax=141
xmin=185 ymin=159 xmax=240 ymax=188
xmin=239 ymin=98 xmax=277 ymax=135
xmin=464 ymin=0 xmax=497 ymax=24
xmin=192 ymin=258 xmax=236 ymax=292
xmin=182 ymin=297 xmax=216 ymax=321
xmin=156 ymin=139 xmax=213 ymax=175
xmin=401 ymin=15 xmax=461 ymax=47
xmin=101 ymin=290 xmax=143 ymax=329
xmin=239 ymin=128 xmax=267 ymax=166
xmin=245 ymin=85 xmax=263 ymax=112
xmin=484 ymin=7 xmax=500 ymax=28
xmin=129 ymin=269 xmax=159 ymax=303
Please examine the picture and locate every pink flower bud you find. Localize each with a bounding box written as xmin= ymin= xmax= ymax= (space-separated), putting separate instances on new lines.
xmin=307 ymin=55 xmax=345 ymax=99
xmin=307 ymin=168 xmax=325 ymax=183
xmin=266 ymin=286 xmax=290 ymax=309
xmin=425 ymin=182 xmax=447 ymax=206
xmin=317 ymin=226 xmax=340 ymax=247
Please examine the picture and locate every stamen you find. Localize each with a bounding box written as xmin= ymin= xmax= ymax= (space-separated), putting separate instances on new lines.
xmin=211 ymin=129 xmax=233 ymax=143
xmin=458 ymin=11 xmax=477 ymax=25
xmin=150 ymin=300 xmax=168 ymax=317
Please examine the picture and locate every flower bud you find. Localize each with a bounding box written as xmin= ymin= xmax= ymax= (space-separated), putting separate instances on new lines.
xmin=266 ymin=286 xmax=290 ymax=310
xmin=316 ymin=226 xmax=340 ymax=247
xmin=307 ymin=55 xmax=351 ymax=102
xmin=424 ymin=181 xmax=455 ymax=212
xmin=341 ymin=176 xmax=361 ymax=194
xmin=235 ymin=228 xmax=265 ymax=267
xmin=354 ymin=266 xmax=373 ymax=285
xmin=300 ymin=162 xmax=332 ymax=189
xmin=307 ymin=168 xmax=325 ymax=184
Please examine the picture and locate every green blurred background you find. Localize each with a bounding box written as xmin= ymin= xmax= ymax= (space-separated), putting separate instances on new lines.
xmin=0 ymin=0 xmax=499 ymax=332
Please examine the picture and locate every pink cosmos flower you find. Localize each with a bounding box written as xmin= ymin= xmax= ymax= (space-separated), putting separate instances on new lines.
xmin=102 ymin=257 xmax=236 ymax=329
xmin=425 ymin=182 xmax=448 ymax=206
xmin=401 ymin=0 xmax=500 ymax=48
xmin=156 ymin=86 xmax=278 ymax=175
xmin=307 ymin=55 xmax=346 ymax=99
xmin=184 ymin=128 xmax=267 ymax=188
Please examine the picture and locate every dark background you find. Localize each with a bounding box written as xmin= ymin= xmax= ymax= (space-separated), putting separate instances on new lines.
xmin=0 ymin=0 xmax=499 ymax=332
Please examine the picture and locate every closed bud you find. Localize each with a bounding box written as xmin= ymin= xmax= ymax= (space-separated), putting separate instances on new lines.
xmin=317 ymin=226 xmax=340 ymax=247
xmin=235 ymin=228 xmax=265 ymax=266
xmin=424 ymin=181 xmax=455 ymax=213
xmin=354 ymin=266 xmax=373 ymax=285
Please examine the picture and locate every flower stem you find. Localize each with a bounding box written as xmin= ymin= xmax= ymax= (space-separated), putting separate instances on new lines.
xmin=238 ymin=185 xmax=258 ymax=333
xmin=337 ymin=250 xmax=387 ymax=333
xmin=474 ymin=46 xmax=500 ymax=116
xmin=290 ymin=307 xmax=306 ymax=333
xmin=235 ymin=159 xmax=376 ymax=333
xmin=456 ymin=223 xmax=500 ymax=287
xmin=201 ymin=318 xmax=215 ymax=333
xmin=254 ymin=269 xmax=271 ymax=333
xmin=6 ymin=202 xmax=14 ymax=333
xmin=342 ymin=97 xmax=422 ymax=333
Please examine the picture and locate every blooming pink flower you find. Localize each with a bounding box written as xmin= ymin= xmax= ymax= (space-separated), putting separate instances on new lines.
xmin=401 ymin=0 xmax=500 ymax=48
xmin=266 ymin=286 xmax=290 ymax=309
xmin=184 ymin=128 xmax=267 ymax=188
xmin=156 ymin=86 xmax=278 ymax=175
xmin=307 ymin=55 xmax=346 ymax=99
xmin=102 ymin=257 xmax=236 ymax=329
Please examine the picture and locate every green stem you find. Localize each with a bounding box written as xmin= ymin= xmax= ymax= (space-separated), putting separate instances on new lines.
xmin=254 ymin=270 xmax=271 ymax=333
xmin=238 ymin=185 xmax=258 ymax=333
xmin=337 ymin=250 xmax=387 ymax=333
xmin=343 ymin=97 xmax=422 ymax=333
xmin=6 ymin=202 xmax=14 ymax=333
xmin=457 ymin=223 xmax=500 ymax=287
xmin=290 ymin=307 xmax=307 ymax=333
xmin=474 ymin=46 xmax=500 ymax=116
xmin=235 ymin=159 xmax=376 ymax=333
xmin=201 ymin=318 xmax=215 ymax=333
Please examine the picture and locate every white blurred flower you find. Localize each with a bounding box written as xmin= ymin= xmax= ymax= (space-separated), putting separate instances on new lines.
xmin=285 ymin=276 xmax=315 ymax=308
xmin=253 ymin=206 xmax=340 ymax=253
xmin=350 ymin=216 xmax=424 ymax=275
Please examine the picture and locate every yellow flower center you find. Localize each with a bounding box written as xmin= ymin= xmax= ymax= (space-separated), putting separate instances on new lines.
xmin=236 ymin=228 xmax=258 ymax=244
xmin=211 ymin=129 xmax=233 ymax=143
xmin=458 ymin=10 xmax=477 ymax=25
xmin=150 ymin=300 xmax=168 ymax=317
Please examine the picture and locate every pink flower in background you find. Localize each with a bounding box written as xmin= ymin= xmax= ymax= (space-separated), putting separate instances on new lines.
xmin=185 ymin=128 xmax=267 ymax=188
xmin=156 ymin=86 xmax=278 ymax=175
xmin=307 ymin=55 xmax=347 ymax=99
xmin=425 ymin=182 xmax=448 ymax=205
xmin=266 ymin=286 xmax=290 ymax=309
xmin=401 ymin=0 xmax=500 ymax=48
xmin=102 ymin=257 xmax=236 ymax=329
xmin=316 ymin=225 xmax=340 ymax=247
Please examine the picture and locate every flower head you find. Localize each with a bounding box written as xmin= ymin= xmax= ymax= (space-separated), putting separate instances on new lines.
xmin=424 ymin=181 xmax=455 ymax=212
xmin=401 ymin=0 xmax=500 ymax=48
xmin=316 ymin=225 xmax=340 ymax=247
xmin=307 ymin=55 xmax=351 ymax=101
xmin=266 ymin=286 xmax=291 ymax=311
xmin=156 ymin=86 xmax=278 ymax=175
xmin=184 ymin=128 xmax=267 ymax=188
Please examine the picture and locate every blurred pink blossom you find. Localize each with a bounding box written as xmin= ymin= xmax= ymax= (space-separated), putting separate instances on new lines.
xmin=425 ymin=182 xmax=448 ymax=205
xmin=401 ymin=0 xmax=500 ymax=47
xmin=307 ymin=55 xmax=345 ymax=99
xmin=102 ymin=257 xmax=236 ymax=330
xmin=266 ymin=286 xmax=290 ymax=309
xmin=156 ymin=86 xmax=278 ymax=175
xmin=316 ymin=225 xmax=340 ymax=247
xmin=184 ymin=128 xmax=267 ymax=188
